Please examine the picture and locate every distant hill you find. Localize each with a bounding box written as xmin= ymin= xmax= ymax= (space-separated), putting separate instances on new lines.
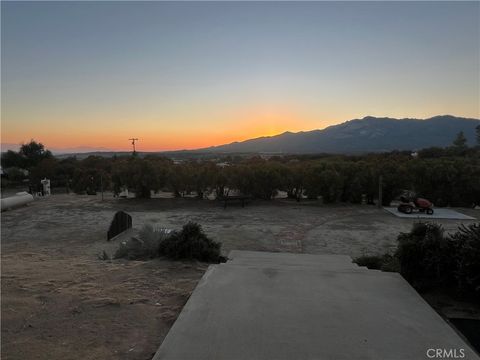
xmin=41 ymin=115 xmax=480 ymax=159
xmin=198 ymin=115 xmax=480 ymax=154
xmin=54 ymin=151 xmax=133 ymax=160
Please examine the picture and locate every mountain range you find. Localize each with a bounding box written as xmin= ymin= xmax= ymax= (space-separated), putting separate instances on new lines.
xmin=4 ymin=115 xmax=479 ymax=158
xmin=198 ymin=115 xmax=480 ymax=154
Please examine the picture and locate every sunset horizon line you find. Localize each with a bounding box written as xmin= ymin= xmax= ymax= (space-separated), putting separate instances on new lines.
xmin=2 ymin=113 xmax=478 ymax=154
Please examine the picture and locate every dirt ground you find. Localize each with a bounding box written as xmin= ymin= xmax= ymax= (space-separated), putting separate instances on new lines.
xmin=1 ymin=194 xmax=478 ymax=360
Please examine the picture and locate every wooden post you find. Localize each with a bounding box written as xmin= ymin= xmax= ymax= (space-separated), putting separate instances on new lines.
xmin=378 ymin=175 xmax=383 ymax=208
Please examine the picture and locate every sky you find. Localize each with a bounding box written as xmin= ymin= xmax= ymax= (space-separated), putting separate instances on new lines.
xmin=1 ymin=1 xmax=479 ymax=152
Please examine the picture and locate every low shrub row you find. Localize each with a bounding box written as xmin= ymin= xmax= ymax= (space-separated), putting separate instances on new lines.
xmin=354 ymin=222 xmax=480 ymax=297
xmin=354 ymin=254 xmax=399 ymax=273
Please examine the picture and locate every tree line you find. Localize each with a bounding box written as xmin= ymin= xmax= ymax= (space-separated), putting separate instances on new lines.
xmin=2 ymin=130 xmax=480 ymax=207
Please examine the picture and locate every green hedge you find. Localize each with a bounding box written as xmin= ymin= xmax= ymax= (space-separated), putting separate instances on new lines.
xmin=355 ymin=222 xmax=480 ymax=296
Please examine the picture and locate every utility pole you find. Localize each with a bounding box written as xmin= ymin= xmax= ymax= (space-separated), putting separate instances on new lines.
xmin=129 ymin=138 xmax=139 ymax=155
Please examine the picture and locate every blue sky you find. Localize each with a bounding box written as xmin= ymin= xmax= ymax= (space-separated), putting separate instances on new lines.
xmin=2 ymin=1 xmax=479 ymax=151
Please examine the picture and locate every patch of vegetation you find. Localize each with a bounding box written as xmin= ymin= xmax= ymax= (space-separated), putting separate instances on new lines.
xmin=114 ymin=222 xmax=224 ymax=263
xmin=396 ymin=223 xmax=457 ymax=290
xmin=114 ymin=225 xmax=169 ymax=260
xmin=450 ymin=223 xmax=480 ymax=295
xmin=354 ymin=254 xmax=399 ymax=272
xmin=3 ymin=135 xmax=480 ymax=206
xmin=398 ymin=222 xmax=480 ymax=297
xmin=354 ymin=255 xmax=383 ymax=269
xmin=159 ymin=222 xmax=223 ymax=262
xmin=357 ymin=222 xmax=480 ymax=298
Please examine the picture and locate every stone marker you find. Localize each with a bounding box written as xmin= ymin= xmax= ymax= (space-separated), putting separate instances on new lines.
xmin=107 ymin=211 xmax=132 ymax=241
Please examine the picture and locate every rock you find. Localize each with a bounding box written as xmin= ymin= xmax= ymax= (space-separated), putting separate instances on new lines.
xmin=107 ymin=211 xmax=132 ymax=241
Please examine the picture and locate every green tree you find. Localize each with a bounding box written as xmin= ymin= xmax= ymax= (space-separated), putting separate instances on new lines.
xmin=1 ymin=150 xmax=25 ymax=169
xmin=318 ymin=168 xmax=343 ymax=203
xmin=29 ymin=158 xmax=59 ymax=188
xmin=302 ymin=162 xmax=344 ymax=203
xmin=249 ymin=163 xmax=282 ymax=200
xmin=282 ymin=162 xmax=306 ymax=201
xmin=188 ymin=162 xmax=217 ymax=199
xmin=378 ymin=161 xmax=410 ymax=206
xmin=168 ymin=163 xmax=190 ymax=197
xmin=19 ymin=140 xmax=53 ymax=169
xmin=57 ymin=157 xmax=79 ymax=190
xmin=453 ymin=131 xmax=467 ymax=148
xmin=3 ymin=167 xmax=27 ymax=183
xmin=68 ymin=156 xmax=113 ymax=194
xmin=112 ymin=157 xmax=159 ymax=198
xmin=71 ymin=168 xmax=97 ymax=194
xmin=303 ymin=164 xmax=324 ymax=199
xmin=227 ymin=164 xmax=253 ymax=196
xmin=144 ymin=155 xmax=171 ymax=193
xmin=212 ymin=166 xmax=229 ymax=198
xmin=417 ymin=147 xmax=445 ymax=159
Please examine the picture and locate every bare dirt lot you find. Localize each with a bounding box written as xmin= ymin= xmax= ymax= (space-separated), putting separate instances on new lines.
xmin=1 ymin=194 xmax=478 ymax=360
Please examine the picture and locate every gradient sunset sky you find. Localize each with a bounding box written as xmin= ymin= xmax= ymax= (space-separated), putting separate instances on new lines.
xmin=1 ymin=1 xmax=479 ymax=152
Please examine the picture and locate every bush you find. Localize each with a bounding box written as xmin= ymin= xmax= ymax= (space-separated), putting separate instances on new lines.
xmin=395 ymin=223 xmax=456 ymax=289
xmin=354 ymin=255 xmax=383 ymax=269
xmin=379 ymin=254 xmax=401 ymax=272
xmin=113 ymin=222 xmax=223 ymax=263
xmin=114 ymin=225 xmax=169 ymax=260
xmin=159 ymin=222 xmax=222 ymax=262
xmin=354 ymin=254 xmax=399 ymax=272
xmin=450 ymin=223 xmax=480 ymax=295
xmin=357 ymin=222 xmax=479 ymax=297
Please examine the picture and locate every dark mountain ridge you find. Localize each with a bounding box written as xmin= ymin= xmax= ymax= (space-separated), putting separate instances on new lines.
xmin=49 ymin=115 xmax=480 ymax=158
xmin=199 ymin=115 xmax=479 ymax=154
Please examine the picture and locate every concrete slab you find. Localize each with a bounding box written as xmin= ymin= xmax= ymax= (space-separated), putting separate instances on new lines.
xmin=228 ymin=250 xmax=364 ymax=270
xmin=228 ymin=258 xmax=366 ymax=270
xmin=384 ymin=207 xmax=476 ymax=220
xmin=228 ymin=250 xmax=354 ymax=263
xmin=221 ymin=262 xmax=376 ymax=273
xmin=153 ymin=252 xmax=479 ymax=360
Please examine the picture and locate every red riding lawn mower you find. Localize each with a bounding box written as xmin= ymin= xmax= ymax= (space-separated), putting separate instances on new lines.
xmin=397 ymin=192 xmax=434 ymax=215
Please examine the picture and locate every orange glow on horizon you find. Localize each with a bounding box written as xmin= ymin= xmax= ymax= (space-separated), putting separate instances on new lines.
xmin=2 ymin=126 xmax=315 ymax=152
xmin=6 ymin=104 xmax=466 ymax=152
xmin=2 ymin=107 xmax=334 ymax=152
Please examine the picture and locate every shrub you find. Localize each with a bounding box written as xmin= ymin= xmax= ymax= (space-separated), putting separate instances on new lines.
xmin=354 ymin=255 xmax=383 ymax=269
xmin=159 ymin=222 xmax=222 ymax=262
xmin=356 ymin=222 xmax=479 ymax=297
xmin=354 ymin=254 xmax=399 ymax=272
xmin=395 ymin=222 xmax=457 ymax=289
xmin=450 ymin=223 xmax=480 ymax=295
xmin=114 ymin=225 xmax=169 ymax=260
